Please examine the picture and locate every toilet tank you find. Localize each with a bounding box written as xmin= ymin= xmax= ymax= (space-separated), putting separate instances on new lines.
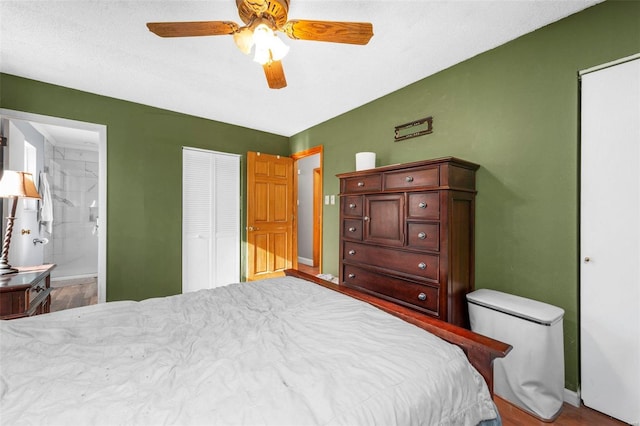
xmin=467 ymin=289 xmax=565 ymax=421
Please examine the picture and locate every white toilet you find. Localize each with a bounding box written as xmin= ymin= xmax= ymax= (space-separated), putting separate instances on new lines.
xmin=467 ymin=289 xmax=565 ymax=421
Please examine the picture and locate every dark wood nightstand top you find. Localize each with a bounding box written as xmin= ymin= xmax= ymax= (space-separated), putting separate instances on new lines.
xmin=0 ymin=264 xmax=56 ymax=291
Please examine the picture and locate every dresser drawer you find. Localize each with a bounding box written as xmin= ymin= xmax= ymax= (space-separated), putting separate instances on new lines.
xmin=342 ymin=174 xmax=382 ymax=193
xmin=27 ymin=289 xmax=52 ymax=316
xmin=343 ymin=242 xmax=439 ymax=281
xmin=407 ymin=223 xmax=440 ymax=251
xmin=407 ymin=192 xmax=440 ymax=220
xmin=343 ymin=219 xmax=363 ymax=240
xmin=343 ymin=265 xmax=440 ymax=316
xmin=342 ymin=195 xmax=363 ymax=217
xmin=384 ymin=166 xmax=439 ymax=190
xmin=28 ymin=279 xmax=48 ymax=304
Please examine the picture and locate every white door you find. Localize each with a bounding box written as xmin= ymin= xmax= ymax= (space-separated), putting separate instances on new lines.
xmin=580 ymin=57 xmax=640 ymax=425
xmin=182 ymin=148 xmax=240 ymax=293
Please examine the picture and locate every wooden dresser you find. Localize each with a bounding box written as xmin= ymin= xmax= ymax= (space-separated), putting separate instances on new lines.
xmin=338 ymin=157 xmax=479 ymax=327
xmin=0 ymin=264 xmax=55 ymax=320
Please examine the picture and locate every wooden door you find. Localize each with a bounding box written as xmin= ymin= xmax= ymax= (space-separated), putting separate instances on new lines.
xmin=580 ymin=57 xmax=639 ymax=424
xmin=246 ymin=151 xmax=295 ymax=281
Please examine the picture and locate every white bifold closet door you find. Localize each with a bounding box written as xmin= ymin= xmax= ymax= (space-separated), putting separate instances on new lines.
xmin=182 ymin=147 xmax=240 ymax=293
xmin=580 ymin=57 xmax=639 ymax=425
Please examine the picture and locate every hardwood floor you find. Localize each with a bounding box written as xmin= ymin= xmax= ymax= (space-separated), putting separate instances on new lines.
xmin=495 ymin=396 xmax=628 ymax=426
xmin=50 ymin=278 xmax=97 ymax=312
xmin=297 ymin=263 xmax=319 ymax=276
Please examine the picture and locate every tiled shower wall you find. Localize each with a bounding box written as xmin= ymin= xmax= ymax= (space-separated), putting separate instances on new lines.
xmin=43 ymin=141 xmax=99 ymax=280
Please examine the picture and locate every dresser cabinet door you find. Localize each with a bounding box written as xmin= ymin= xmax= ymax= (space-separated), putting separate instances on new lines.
xmin=363 ymin=194 xmax=404 ymax=246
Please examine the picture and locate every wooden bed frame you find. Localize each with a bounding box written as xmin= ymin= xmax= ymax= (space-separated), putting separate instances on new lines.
xmin=285 ymin=269 xmax=512 ymax=395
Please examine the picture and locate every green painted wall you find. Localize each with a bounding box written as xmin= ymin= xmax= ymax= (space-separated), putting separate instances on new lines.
xmin=0 ymin=75 xmax=290 ymax=301
xmin=290 ymin=0 xmax=640 ymax=392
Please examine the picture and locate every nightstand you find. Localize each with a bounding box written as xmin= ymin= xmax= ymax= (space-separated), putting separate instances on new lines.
xmin=0 ymin=264 xmax=56 ymax=320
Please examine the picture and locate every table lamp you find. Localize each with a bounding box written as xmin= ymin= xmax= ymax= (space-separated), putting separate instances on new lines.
xmin=0 ymin=171 xmax=41 ymax=275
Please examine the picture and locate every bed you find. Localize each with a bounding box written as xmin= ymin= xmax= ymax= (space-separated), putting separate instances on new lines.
xmin=0 ymin=269 xmax=510 ymax=425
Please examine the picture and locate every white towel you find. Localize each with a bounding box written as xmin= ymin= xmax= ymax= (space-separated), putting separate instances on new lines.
xmin=39 ymin=171 xmax=53 ymax=234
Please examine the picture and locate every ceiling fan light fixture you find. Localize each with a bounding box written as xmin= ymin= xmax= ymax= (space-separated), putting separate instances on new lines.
xmin=146 ymin=0 xmax=373 ymax=89
xmin=252 ymin=23 xmax=289 ymax=65
xmin=268 ymin=35 xmax=289 ymax=61
xmin=233 ymin=26 xmax=254 ymax=54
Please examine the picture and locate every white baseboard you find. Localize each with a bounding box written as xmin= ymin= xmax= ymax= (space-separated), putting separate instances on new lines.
xmin=564 ymin=388 xmax=580 ymax=407
xmin=298 ymin=257 xmax=313 ymax=266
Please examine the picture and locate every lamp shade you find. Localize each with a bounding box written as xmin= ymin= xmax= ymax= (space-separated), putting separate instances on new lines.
xmin=252 ymin=23 xmax=289 ymax=65
xmin=0 ymin=171 xmax=41 ymax=199
xmin=233 ymin=26 xmax=254 ymax=55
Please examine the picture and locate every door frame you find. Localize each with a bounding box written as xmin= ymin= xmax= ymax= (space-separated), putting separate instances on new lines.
xmin=312 ymin=167 xmax=322 ymax=266
xmin=0 ymin=109 xmax=107 ymax=303
xmin=291 ymin=146 xmax=323 ymax=272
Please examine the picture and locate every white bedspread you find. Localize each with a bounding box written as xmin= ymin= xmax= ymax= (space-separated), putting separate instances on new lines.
xmin=0 ymin=276 xmax=497 ymax=425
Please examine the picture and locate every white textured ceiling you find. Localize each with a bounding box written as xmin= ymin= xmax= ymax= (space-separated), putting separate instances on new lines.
xmin=30 ymin=122 xmax=100 ymax=150
xmin=1 ymin=0 xmax=602 ymax=137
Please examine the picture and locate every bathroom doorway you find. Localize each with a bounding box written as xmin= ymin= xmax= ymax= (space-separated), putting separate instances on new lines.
xmin=291 ymin=146 xmax=323 ymax=276
xmin=0 ymin=109 xmax=107 ymax=305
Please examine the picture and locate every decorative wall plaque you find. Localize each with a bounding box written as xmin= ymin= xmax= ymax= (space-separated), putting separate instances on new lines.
xmin=394 ymin=116 xmax=433 ymax=142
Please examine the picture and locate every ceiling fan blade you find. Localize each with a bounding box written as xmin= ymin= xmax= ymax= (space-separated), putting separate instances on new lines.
xmin=146 ymin=21 xmax=239 ymax=38
xmin=263 ymin=60 xmax=287 ymax=89
xmin=282 ymin=20 xmax=373 ymax=45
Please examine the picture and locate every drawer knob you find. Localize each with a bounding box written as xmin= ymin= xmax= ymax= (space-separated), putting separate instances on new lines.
xmin=363 ymin=216 xmax=370 ymax=222
xmin=349 ymin=203 xmax=356 ymax=209
xmin=357 ymin=182 xmax=365 ymax=187
xmin=418 ymin=262 xmax=427 ymax=270
xmin=405 ymin=176 xmax=414 ymax=183
xmin=418 ymin=292 xmax=427 ymax=301
xmin=348 ymin=273 xmax=356 ymax=279
xmin=418 ymin=232 xmax=426 ymax=240
xmin=348 ymin=249 xmax=356 ymax=255
xmin=348 ymin=227 xmax=357 ymax=232
xmin=418 ymin=202 xmax=427 ymax=209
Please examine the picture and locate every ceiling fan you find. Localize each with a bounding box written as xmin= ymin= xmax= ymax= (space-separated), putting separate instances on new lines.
xmin=146 ymin=0 xmax=374 ymax=89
